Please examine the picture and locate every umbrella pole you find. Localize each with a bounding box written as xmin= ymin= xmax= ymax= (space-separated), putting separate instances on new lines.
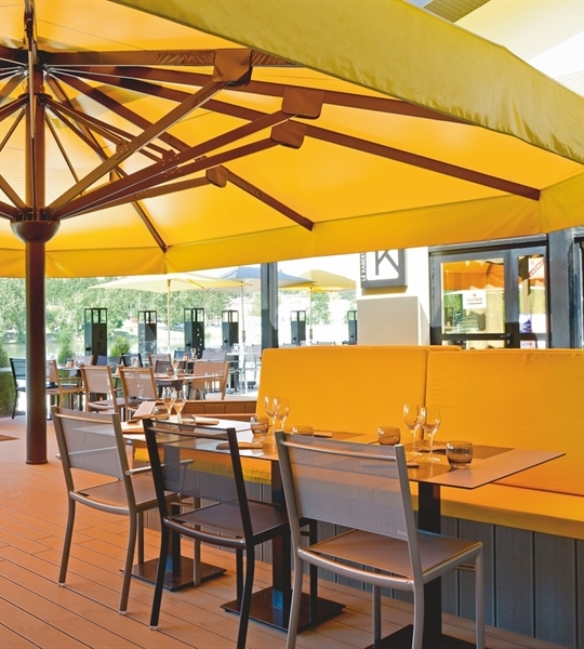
xmin=240 ymin=285 xmax=246 ymax=393
xmin=167 ymin=281 xmax=171 ymax=352
xmin=309 ymin=290 xmax=313 ymax=343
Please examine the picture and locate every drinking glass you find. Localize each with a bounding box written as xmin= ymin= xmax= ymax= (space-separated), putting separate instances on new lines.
xmin=250 ymin=415 xmax=269 ymax=444
xmin=264 ymin=395 xmax=278 ymax=432
xmin=173 ymin=387 xmax=186 ymax=422
xmin=162 ymin=387 xmax=175 ymax=416
xmin=420 ymin=406 xmax=441 ymax=462
xmin=275 ymin=397 xmax=290 ymax=430
xmin=402 ymin=403 xmax=423 ymax=454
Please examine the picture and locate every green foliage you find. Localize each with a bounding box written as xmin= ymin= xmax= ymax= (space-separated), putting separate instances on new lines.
xmin=110 ymin=335 xmax=131 ymax=357
xmin=57 ymin=335 xmax=76 ymax=365
xmin=0 ymin=341 xmax=14 ymax=416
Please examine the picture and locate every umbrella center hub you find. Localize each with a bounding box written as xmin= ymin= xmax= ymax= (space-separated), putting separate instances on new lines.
xmin=11 ymin=215 xmax=60 ymax=243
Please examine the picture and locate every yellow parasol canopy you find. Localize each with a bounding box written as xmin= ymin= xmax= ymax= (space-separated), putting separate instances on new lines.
xmin=0 ymin=0 xmax=582 ymax=279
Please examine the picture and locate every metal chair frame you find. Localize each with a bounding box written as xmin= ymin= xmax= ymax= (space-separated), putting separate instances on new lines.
xmin=275 ymin=432 xmax=485 ymax=649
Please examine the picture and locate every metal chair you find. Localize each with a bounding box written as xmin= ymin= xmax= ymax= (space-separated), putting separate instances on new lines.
xmin=147 ymin=353 xmax=172 ymax=369
xmin=46 ymin=359 xmax=83 ymax=410
xmin=80 ymin=364 xmax=125 ymax=414
xmin=143 ymin=418 xmax=290 ymax=649
xmin=119 ymin=366 xmax=158 ymax=417
xmin=52 ymin=407 xmax=168 ymax=614
xmin=190 ymin=360 xmax=228 ymax=400
xmin=121 ymin=353 xmax=142 ymax=367
xmin=9 ymin=357 xmax=26 ymax=418
xmin=275 ymin=432 xmax=485 ymax=649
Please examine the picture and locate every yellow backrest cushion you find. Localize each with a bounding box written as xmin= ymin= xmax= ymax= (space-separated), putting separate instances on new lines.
xmin=258 ymin=346 xmax=432 ymax=441
xmin=426 ymin=349 xmax=584 ymax=496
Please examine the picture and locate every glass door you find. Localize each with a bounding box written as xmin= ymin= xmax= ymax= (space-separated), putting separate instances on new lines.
xmin=430 ymin=246 xmax=548 ymax=349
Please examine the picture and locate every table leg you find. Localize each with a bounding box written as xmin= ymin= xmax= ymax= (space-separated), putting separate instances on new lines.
xmin=367 ymin=482 xmax=484 ymax=649
xmin=221 ymin=462 xmax=344 ymax=631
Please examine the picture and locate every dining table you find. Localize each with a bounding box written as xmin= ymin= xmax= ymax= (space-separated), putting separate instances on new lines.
xmin=124 ymin=417 xmax=563 ymax=646
xmin=378 ymin=442 xmax=564 ymax=649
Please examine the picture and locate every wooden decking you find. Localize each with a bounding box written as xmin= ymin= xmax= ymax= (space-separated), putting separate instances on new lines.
xmin=0 ymin=416 xmax=566 ymax=649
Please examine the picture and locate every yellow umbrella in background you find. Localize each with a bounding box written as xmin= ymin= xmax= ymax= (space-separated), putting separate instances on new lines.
xmin=283 ymin=269 xmax=356 ymax=343
xmin=90 ymin=273 xmax=241 ymax=351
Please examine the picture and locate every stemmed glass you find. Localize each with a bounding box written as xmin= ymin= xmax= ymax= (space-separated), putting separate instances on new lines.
xmin=275 ymin=397 xmax=290 ymax=431
xmin=162 ymin=387 xmax=175 ymax=417
xmin=173 ymin=387 xmax=186 ymax=422
xmin=420 ymin=406 xmax=441 ymax=463
xmin=403 ymin=403 xmax=424 ymax=455
xmin=264 ymin=396 xmax=278 ymax=433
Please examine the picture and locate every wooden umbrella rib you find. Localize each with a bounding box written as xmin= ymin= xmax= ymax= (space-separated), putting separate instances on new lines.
xmin=46 ymin=98 xmax=163 ymax=161
xmin=225 ymin=169 xmax=313 ymax=230
xmin=54 ymin=110 xmax=288 ymax=218
xmin=72 ymin=176 xmax=211 ymax=214
xmin=49 ymin=78 xmax=226 ymax=212
xmin=0 ymin=172 xmax=26 ymax=211
xmin=306 ymin=124 xmax=541 ymax=200
xmin=46 ymin=48 xmax=294 ymax=68
xmin=63 ymin=64 xmax=463 ymax=124
xmin=59 ymin=139 xmax=277 ymax=218
xmin=44 ymin=113 xmax=80 ymax=184
xmin=52 ymin=73 xmax=191 ymax=153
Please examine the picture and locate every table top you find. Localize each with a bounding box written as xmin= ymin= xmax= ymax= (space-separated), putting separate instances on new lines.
xmin=406 ymin=445 xmax=563 ymax=490
xmin=122 ymin=418 xmax=563 ymax=487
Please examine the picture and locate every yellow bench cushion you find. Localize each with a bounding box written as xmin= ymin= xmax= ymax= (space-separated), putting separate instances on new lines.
xmin=258 ymin=346 xmax=434 ymax=441
xmin=426 ymin=349 xmax=584 ymax=498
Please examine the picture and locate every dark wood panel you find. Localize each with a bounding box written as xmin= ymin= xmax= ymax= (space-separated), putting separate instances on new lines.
xmin=534 ymin=532 xmax=577 ymax=648
xmin=495 ymin=526 xmax=534 ymax=636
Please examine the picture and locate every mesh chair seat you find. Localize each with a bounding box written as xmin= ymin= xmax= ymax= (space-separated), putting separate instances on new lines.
xmin=275 ymin=432 xmax=485 ymax=649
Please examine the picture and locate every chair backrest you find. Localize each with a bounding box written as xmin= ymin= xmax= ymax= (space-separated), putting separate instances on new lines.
xmin=154 ymin=359 xmax=172 ymax=374
xmin=46 ymin=359 xmax=60 ymax=385
xmin=143 ymin=418 xmax=253 ymax=542
xmin=81 ymin=365 xmax=118 ymax=403
xmin=96 ymin=355 xmax=121 ymax=371
xmin=148 ymin=353 xmax=172 ymax=369
xmin=275 ymin=432 xmax=417 ymax=548
xmin=76 ymin=355 xmax=93 ymax=366
xmin=121 ymin=353 xmax=142 ymax=367
xmin=173 ymin=349 xmax=186 ymax=359
xmin=10 ymin=358 xmax=26 ymax=385
xmin=52 ymin=407 xmax=130 ymax=491
xmin=201 ymin=348 xmax=227 ymax=361
xmin=119 ymin=366 xmax=158 ymax=406
xmin=193 ymin=360 xmax=228 ymax=379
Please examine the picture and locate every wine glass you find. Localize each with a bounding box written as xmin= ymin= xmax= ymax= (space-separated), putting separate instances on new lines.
xmin=264 ymin=395 xmax=278 ymax=432
xmin=403 ymin=403 xmax=424 ymax=455
xmin=275 ymin=397 xmax=290 ymax=430
xmin=173 ymin=387 xmax=186 ymax=422
xmin=420 ymin=406 xmax=441 ymax=463
xmin=162 ymin=387 xmax=175 ymax=417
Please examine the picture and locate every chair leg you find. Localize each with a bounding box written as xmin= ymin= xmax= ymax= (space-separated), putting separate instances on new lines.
xmin=150 ymin=525 xmax=170 ymax=629
xmin=475 ymin=552 xmax=485 ymax=649
xmin=286 ymin=553 xmax=304 ymax=649
xmin=236 ymin=548 xmax=244 ymax=602
xmin=372 ymin=584 xmax=382 ymax=643
xmin=236 ymin=550 xmax=255 ymax=649
xmin=411 ymin=584 xmax=424 ymax=649
xmin=118 ymin=508 xmax=138 ymax=614
xmin=58 ymin=499 xmax=76 ymax=585
xmin=137 ymin=512 xmax=145 ymax=564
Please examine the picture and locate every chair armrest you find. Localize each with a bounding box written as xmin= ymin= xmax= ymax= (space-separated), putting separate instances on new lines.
xmin=126 ymin=465 xmax=152 ymax=476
